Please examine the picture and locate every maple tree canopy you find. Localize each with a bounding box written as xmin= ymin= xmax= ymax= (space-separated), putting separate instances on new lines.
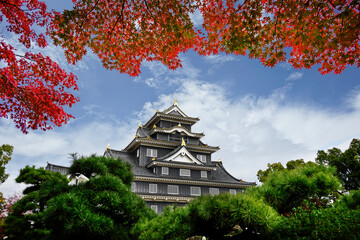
xmin=0 ymin=0 xmax=79 ymax=134
xmin=51 ymin=0 xmax=360 ymax=76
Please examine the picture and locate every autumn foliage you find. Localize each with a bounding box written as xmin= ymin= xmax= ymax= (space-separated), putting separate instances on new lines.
xmin=1 ymin=0 xmax=359 ymax=133
xmin=51 ymin=0 xmax=360 ymax=76
xmin=0 ymin=0 xmax=79 ymax=133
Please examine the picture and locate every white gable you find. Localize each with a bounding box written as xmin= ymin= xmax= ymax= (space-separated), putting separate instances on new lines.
xmin=163 ymin=147 xmax=203 ymax=165
xmin=159 ymin=126 xmax=198 ymax=137
xmin=163 ymin=105 xmax=188 ymax=117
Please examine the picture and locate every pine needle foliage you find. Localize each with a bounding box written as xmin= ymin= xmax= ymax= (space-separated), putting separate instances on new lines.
xmin=252 ymin=164 xmax=341 ymax=214
xmin=3 ymin=155 xmax=155 ymax=240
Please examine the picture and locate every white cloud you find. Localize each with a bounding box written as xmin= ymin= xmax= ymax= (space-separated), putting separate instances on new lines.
xmin=135 ymin=57 xmax=200 ymax=88
xmin=0 ymin=118 xmax=135 ymax=197
xmin=286 ymin=72 xmax=303 ymax=81
xmin=205 ymin=55 xmax=238 ymax=64
xmin=278 ymin=62 xmax=292 ymax=71
xmin=2 ymin=32 xmax=96 ymax=72
xmin=346 ymin=87 xmax=360 ymax=111
xmin=136 ymin=80 xmax=360 ymax=184
xmin=189 ymin=9 xmax=203 ymax=27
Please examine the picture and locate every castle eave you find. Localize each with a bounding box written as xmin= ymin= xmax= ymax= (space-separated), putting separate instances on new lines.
xmin=123 ymin=138 xmax=219 ymax=153
xmin=138 ymin=194 xmax=193 ymax=203
xmin=149 ymin=126 xmax=205 ymax=138
xmin=134 ymin=176 xmax=253 ymax=188
xmin=146 ymin=161 xmax=216 ymax=171
xmin=144 ymin=112 xmax=199 ymax=128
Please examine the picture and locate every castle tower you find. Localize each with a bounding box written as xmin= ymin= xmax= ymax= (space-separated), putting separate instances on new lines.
xmin=104 ymin=101 xmax=255 ymax=213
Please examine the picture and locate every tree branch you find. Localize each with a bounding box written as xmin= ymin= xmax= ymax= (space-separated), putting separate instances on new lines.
xmin=14 ymin=54 xmax=36 ymax=62
xmin=77 ymin=0 xmax=101 ymax=33
xmin=108 ymin=0 xmax=126 ymax=37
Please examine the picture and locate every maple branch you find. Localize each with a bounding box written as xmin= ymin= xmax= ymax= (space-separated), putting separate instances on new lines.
xmin=0 ymin=0 xmax=34 ymax=12
xmin=326 ymin=0 xmax=337 ymax=10
xmin=0 ymin=0 xmax=23 ymax=11
xmin=221 ymin=0 xmax=248 ymax=35
xmin=14 ymin=54 xmax=36 ymax=62
xmin=108 ymin=0 xmax=126 ymax=37
xmin=0 ymin=1 xmax=29 ymax=34
xmin=273 ymin=0 xmax=284 ymax=37
xmin=144 ymin=0 xmax=150 ymax=12
xmin=77 ymin=0 xmax=101 ymax=34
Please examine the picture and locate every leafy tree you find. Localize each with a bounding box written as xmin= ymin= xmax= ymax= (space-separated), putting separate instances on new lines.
xmin=276 ymin=201 xmax=360 ymax=240
xmin=137 ymin=205 xmax=192 ymax=240
xmin=3 ymin=155 xmax=155 ymax=239
xmin=52 ymin=0 xmax=360 ymax=76
xmin=335 ymin=188 xmax=360 ymax=210
xmin=257 ymin=162 xmax=285 ymax=183
xmin=4 ymin=166 xmax=69 ymax=239
xmin=257 ymin=159 xmax=309 ymax=183
xmin=253 ymin=163 xmax=341 ymax=214
xmin=136 ymin=161 xmax=342 ymax=240
xmin=316 ymin=138 xmax=360 ymax=191
xmin=0 ymin=194 xmax=21 ymax=239
xmin=286 ymin=159 xmax=306 ymax=170
xmin=137 ymin=193 xmax=280 ymax=240
xmin=0 ymin=0 xmax=79 ymax=133
xmin=0 ymin=144 xmax=13 ymax=184
xmin=0 ymin=143 xmax=14 ymax=234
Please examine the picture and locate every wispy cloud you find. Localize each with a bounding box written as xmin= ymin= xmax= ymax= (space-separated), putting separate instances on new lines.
xmin=205 ymin=55 xmax=238 ymax=64
xmin=286 ymin=72 xmax=303 ymax=81
xmin=138 ymin=79 xmax=360 ymax=184
xmin=134 ymin=57 xmax=200 ymax=88
xmin=189 ymin=9 xmax=203 ymax=27
xmin=278 ymin=62 xmax=292 ymax=71
xmin=0 ymin=118 xmax=135 ymax=197
xmin=2 ymin=32 xmax=97 ymax=72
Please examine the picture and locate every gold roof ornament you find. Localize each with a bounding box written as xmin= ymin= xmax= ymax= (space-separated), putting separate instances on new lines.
xmin=219 ymin=158 xmax=222 ymax=162
xmin=181 ymin=138 xmax=186 ymax=146
xmin=138 ymin=122 xmax=142 ymax=128
xmin=153 ymin=124 xmax=157 ymax=129
xmin=147 ymin=136 xmax=150 ymax=140
xmin=105 ymin=144 xmax=110 ymax=151
xmin=174 ymin=98 xmax=178 ymax=106
xmin=152 ymin=157 xmax=156 ymax=161
xmin=135 ymin=135 xmax=138 ymax=138
xmin=178 ymin=123 xmax=182 ymax=127
xmin=239 ymin=179 xmax=243 ymax=182
xmin=156 ymin=109 xmax=159 ymax=112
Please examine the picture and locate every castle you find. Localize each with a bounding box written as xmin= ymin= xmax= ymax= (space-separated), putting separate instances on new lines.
xmin=47 ymin=100 xmax=255 ymax=213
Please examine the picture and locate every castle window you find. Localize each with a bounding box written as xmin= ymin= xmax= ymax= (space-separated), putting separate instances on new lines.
xmin=169 ymin=133 xmax=182 ymax=142
xmin=229 ymin=189 xmax=237 ymax=194
xmin=201 ymin=171 xmax=207 ymax=178
xmin=131 ymin=182 xmax=136 ymax=192
xmin=209 ymin=188 xmax=219 ymax=195
xmin=162 ymin=167 xmax=169 ymax=175
xmin=149 ymin=184 xmax=158 ymax=193
xmin=151 ymin=205 xmax=158 ymax=213
xmin=180 ymin=169 xmax=190 ymax=177
xmin=197 ymin=154 xmax=206 ymax=163
xmin=146 ymin=149 xmax=157 ymax=157
xmin=190 ymin=187 xmax=201 ymax=196
xmin=136 ymin=149 xmax=139 ymax=157
xmin=168 ymin=185 xmax=179 ymax=195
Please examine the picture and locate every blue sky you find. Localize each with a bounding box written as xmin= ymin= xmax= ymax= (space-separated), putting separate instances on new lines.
xmin=1 ymin=2 xmax=360 ymax=196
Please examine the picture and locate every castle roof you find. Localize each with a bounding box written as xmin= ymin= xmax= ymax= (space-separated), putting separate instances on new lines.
xmin=143 ymin=102 xmax=199 ymax=128
xmin=104 ymin=148 xmax=255 ymax=187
